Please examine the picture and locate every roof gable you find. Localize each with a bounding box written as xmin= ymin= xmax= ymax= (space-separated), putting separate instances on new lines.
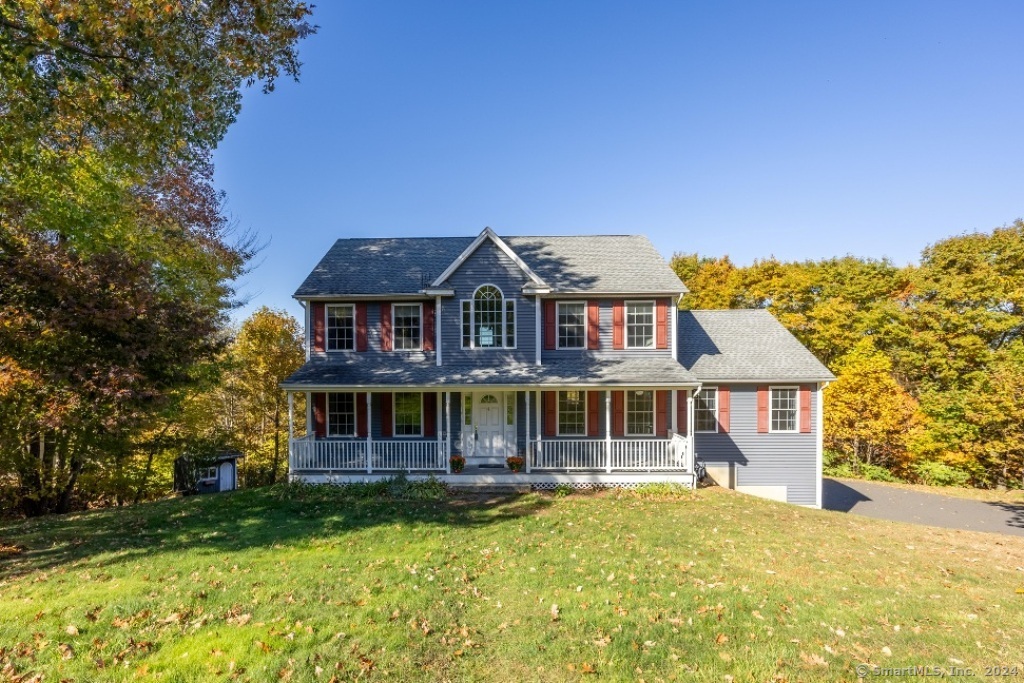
xmin=431 ymin=228 xmax=547 ymax=290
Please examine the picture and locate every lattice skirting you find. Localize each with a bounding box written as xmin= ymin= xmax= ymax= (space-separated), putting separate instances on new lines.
xmin=530 ymin=481 xmax=693 ymax=491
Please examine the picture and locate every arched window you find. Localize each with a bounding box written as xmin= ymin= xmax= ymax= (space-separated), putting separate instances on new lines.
xmin=461 ymin=285 xmax=516 ymax=348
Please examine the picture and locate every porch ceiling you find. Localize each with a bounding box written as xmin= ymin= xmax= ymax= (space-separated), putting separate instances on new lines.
xmin=281 ymin=355 xmax=698 ymax=390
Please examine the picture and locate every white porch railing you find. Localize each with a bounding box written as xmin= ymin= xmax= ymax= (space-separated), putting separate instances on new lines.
xmin=530 ymin=434 xmax=692 ymax=472
xmin=289 ymin=435 xmax=447 ymax=472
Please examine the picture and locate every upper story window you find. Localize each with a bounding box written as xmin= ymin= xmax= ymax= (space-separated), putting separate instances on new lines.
xmin=694 ymin=388 xmax=718 ymax=432
xmin=393 ymin=303 xmax=422 ymax=350
xmin=557 ymin=302 xmax=586 ymax=349
xmin=462 ymin=285 xmax=515 ymax=349
xmin=326 ymin=304 xmax=355 ymax=351
xmin=626 ymin=302 xmax=655 ymax=349
xmin=771 ymin=387 xmax=798 ymax=432
xmin=626 ymin=390 xmax=655 ymax=436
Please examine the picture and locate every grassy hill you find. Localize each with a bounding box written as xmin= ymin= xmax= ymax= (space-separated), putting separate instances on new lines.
xmin=1 ymin=483 xmax=1022 ymax=682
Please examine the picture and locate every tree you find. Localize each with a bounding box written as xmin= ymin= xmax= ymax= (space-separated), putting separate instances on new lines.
xmin=0 ymin=1 xmax=316 ymax=514
xmin=824 ymin=339 xmax=922 ymax=472
xmin=232 ymin=308 xmax=305 ymax=485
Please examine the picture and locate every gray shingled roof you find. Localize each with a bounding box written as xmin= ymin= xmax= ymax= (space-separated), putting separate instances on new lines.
xmin=677 ymin=310 xmax=835 ymax=381
xmin=294 ymin=234 xmax=686 ymax=297
xmin=282 ymin=355 xmax=697 ymax=389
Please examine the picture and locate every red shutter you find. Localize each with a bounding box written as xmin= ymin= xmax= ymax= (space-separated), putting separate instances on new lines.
xmin=587 ymin=302 xmax=600 ymax=350
xmin=312 ymin=303 xmax=325 ymax=352
xmin=543 ymin=300 xmax=556 ymax=350
xmin=313 ymin=392 xmax=326 ymax=437
xmin=380 ymin=303 xmax=392 ymax=352
xmin=656 ymin=299 xmax=668 ymax=349
xmin=800 ymin=385 xmax=812 ymax=433
xmin=543 ymin=391 xmax=557 ymax=436
xmin=424 ymin=392 xmax=437 ymax=437
xmin=380 ymin=393 xmax=393 ymax=438
xmin=587 ymin=391 xmax=599 ymax=436
xmin=655 ymin=390 xmax=669 ymax=436
xmin=356 ymin=303 xmax=368 ymax=352
xmin=612 ymin=301 xmax=624 ymax=350
xmin=611 ymin=391 xmax=624 ymax=436
xmin=676 ymin=390 xmax=688 ymax=434
xmin=757 ymin=386 xmax=769 ymax=433
xmin=356 ymin=392 xmax=367 ymax=437
xmin=422 ymin=302 xmax=435 ymax=351
xmin=718 ymin=387 xmax=731 ymax=434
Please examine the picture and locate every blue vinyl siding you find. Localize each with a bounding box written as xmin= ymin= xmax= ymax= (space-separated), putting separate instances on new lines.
xmin=693 ymin=384 xmax=818 ymax=506
xmin=441 ymin=240 xmax=536 ymax=366
xmin=543 ymin=300 xmax=673 ymax=361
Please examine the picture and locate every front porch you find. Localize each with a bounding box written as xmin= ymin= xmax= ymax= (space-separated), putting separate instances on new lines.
xmin=286 ymin=385 xmax=697 ymax=486
xmin=288 ymin=432 xmax=693 ymax=475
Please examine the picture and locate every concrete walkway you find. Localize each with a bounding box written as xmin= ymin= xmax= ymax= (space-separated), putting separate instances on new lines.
xmin=823 ymin=478 xmax=1024 ymax=537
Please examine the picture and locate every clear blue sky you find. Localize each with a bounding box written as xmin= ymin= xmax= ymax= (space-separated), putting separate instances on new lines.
xmin=213 ymin=1 xmax=1024 ymax=323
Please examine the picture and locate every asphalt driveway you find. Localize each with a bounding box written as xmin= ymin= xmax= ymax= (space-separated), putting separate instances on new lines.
xmin=823 ymin=478 xmax=1024 ymax=537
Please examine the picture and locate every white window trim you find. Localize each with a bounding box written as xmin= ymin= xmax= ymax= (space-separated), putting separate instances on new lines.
xmin=555 ymin=301 xmax=587 ymax=350
xmin=625 ymin=390 xmax=656 ymax=437
xmin=694 ymin=386 xmax=719 ymax=433
xmin=769 ymin=385 xmax=800 ymax=434
xmin=556 ymin=390 xmax=588 ymax=437
xmin=325 ymin=303 xmax=356 ymax=352
xmin=460 ymin=284 xmax=517 ymax=350
xmin=624 ymin=300 xmax=656 ymax=350
xmin=392 ymin=302 xmax=423 ymax=352
xmin=393 ymin=391 xmax=424 ymax=438
xmin=198 ymin=467 xmax=217 ymax=482
xmin=327 ymin=392 xmax=358 ymax=438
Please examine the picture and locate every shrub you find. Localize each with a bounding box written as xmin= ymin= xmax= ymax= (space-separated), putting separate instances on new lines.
xmin=553 ymin=484 xmax=573 ymax=498
xmin=631 ymin=482 xmax=692 ymax=499
xmin=450 ymin=455 xmax=465 ymax=473
xmin=912 ymin=460 xmax=971 ymax=487
xmin=859 ymin=463 xmax=901 ymax=482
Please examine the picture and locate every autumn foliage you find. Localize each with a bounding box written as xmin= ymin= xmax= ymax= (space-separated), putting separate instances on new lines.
xmin=673 ymin=220 xmax=1024 ymax=488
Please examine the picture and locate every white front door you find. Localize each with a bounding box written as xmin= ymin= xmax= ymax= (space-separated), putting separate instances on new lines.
xmin=474 ymin=393 xmax=504 ymax=458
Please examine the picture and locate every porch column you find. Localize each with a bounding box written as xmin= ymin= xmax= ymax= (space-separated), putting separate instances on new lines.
xmin=524 ymin=390 xmax=532 ymax=473
xmin=445 ymin=392 xmax=452 ymax=473
xmin=605 ymin=390 xmax=612 ymax=473
xmin=287 ymin=392 xmax=294 ymax=475
xmin=534 ymin=390 xmax=542 ymax=460
xmin=687 ymin=389 xmax=695 ymax=472
xmin=437 ymin=390 xmax=443 ymax=469
xmin=365 ymin=392 xmax=373 ymax=473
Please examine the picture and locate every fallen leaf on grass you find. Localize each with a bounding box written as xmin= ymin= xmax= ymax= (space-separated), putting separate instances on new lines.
xmin=65 ymin=625 xmax=79 ymax=636
xmin=58 ymin=643 xmax=74 ymax=660
xmin=800 ymin=651 xmax=828 ymax=667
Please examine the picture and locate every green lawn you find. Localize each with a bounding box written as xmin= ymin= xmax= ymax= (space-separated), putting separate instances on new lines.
xmin=1 ymin=483 xmax=1022 ymax=682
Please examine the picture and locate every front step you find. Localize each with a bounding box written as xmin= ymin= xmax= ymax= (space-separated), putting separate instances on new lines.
xmin=466 ymin=456 xmax=507 ymax=467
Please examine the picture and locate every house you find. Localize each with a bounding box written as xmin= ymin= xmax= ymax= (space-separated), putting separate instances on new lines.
xmin=281 ymin=228 xmax=834 ymax=507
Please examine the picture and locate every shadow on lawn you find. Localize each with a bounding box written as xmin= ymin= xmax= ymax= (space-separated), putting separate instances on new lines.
xmin=0 ymin=485 xmax=551 ymax=579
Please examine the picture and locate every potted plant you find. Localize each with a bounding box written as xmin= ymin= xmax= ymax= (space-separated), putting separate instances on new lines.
xmin=450 ymin=455 xmax=466 ymax=473
xmin=506 ymin=456 xmax=524 ymax=473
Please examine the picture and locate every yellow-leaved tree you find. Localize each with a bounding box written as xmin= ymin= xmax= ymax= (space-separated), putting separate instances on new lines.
xmin=824 ymin=339 xmax=922 ymax=473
